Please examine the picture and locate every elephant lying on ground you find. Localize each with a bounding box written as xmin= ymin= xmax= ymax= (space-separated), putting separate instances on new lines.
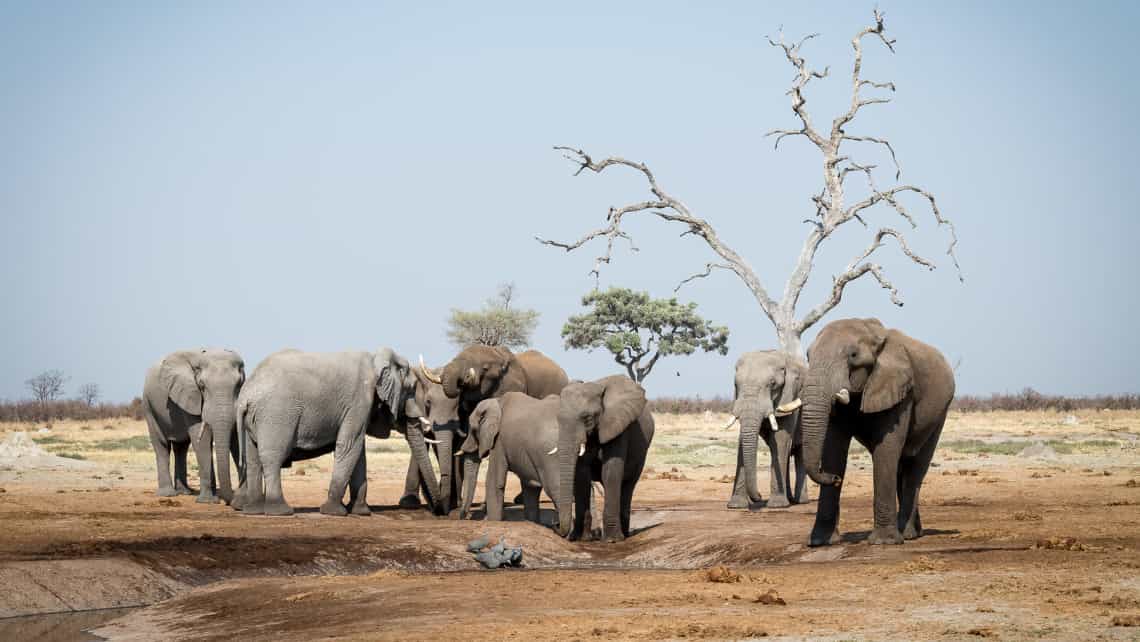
xmin=232 ymin=348 xmax=439 ymax=516
xmin=142 ymin=349 xmax=244 ymax=504
xmin=555 ymin=375 xmax=654 ymax=543
xmin=415 ymin=347 xmax=569 ymax=513
xmin=800 ymin=318 xmax=954 ymax=546
xmin=457 ymin=392 xmax=561 ymax=523
xmin=726 ymin=350 xmax=807 ymax=510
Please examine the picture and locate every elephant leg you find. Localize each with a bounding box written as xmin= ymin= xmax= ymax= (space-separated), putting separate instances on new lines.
xmin=234 ymin=431 xmax=263 ymax=513
xmin=348 ymin=451 xmax=371 ymax=516
xmin=620 ymin=478 xmax=636 ymax=537
xmin=191 ymin=424 xmax=220 ymax=504
xmin=726 ymin=442 xmax=753 ymax=509
xmin=484 ymin=453 xmax=507 ymax=521
xmin=146 ymin=412 xmax=177 ymax=497
xmin=765 ymin=427 xmax=792 ymax=509
xmin=568 ymin=465 xmax=592 ymax=541
xmin=898 ymin=425 xmax=941 ymax=539
xmin=322 ymin=426 xmax=365 ymax=517
xmin=868 ymin=416 xmax=910 ymax=545
xmin=521 ymin=485 xmax=541 ymax=524
xmin=261 ymin=444 xmax=292 ymax=516
xmin=792 ymin=443 xmax=809 ymax=503
xmin=601 ymin=455 xmax=625 ymax=542
xmin=808 ymin=431 xmax=851 ymax=547
xmin=172 ymin=440 xmax=193 ymax=495
xmin=398 ymin=456 xmax=422 ymax=508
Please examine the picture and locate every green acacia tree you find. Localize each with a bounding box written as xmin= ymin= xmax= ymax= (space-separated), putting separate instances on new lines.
xmin=562 ymin=287 xmax=729 ymax=382
xmin=446 ymin=282 xmax=540 ymax=350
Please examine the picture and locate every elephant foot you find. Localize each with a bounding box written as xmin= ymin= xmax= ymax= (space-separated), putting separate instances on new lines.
xmin=195 ymin=493 xmax=220 ymax=504
xmin=156 ymin=487 xmax=178 ymax=498
xmin=175 ymin=485 xmax=195 ymax=496
xmin=262 ymin=501 xmax=294 ymax=516
xmin=239 ymin=502 xmax=264 ymax=515
xmin=808 ymin=525 xmax=842 ymax=547
xmin=902 ymin=522 xmax=923 ymax=540
xmin=603 ymin=530 xmax=625 ymax=544
xmin=397 ymin=494 xmax=422 ymax=509
xmin=511 ymin=492 xmax=525 ymax=505
xmin=867 ymin=526 xmax=904 ymax=545
xmin=726 ymin=494 xmax=753 ymax=510
xmin=350 ymin=502 xmax=372 ymax=517
xmin=230 ymin=496 xmax=246 ymax=511
xmin=319 ymin=500 xmax=348 ymax=516
xmin=766 ymin=495 xmax=791 ymax=509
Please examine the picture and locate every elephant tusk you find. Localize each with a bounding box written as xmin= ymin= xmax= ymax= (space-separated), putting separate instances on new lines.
xmin=768 ymin=412 xmax=780 ymax=431
xmin=836 ymin=388 xmax=850 ymax=405
xmin=547 ymin=446 xmax=557 ymax=455
xmin=423 ymin=437 xmax=440 ymax=445
xmin=775 ymin=398 xmax=802 ymax=415
xmin=419 ymin=355 xmax=443 ymax=384
xmin=465 ymin=367 xmax=478 ymax=385
xmin=578 ymin=443 xmax=586 ymax=457
xmin=723 ymin=415 xmax=739 ymax=430
xmin=418 ymin=417 xmax=432 ymax=432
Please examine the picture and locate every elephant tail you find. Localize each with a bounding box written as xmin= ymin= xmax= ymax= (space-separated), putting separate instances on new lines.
xmin=235 ymin=398 xmax=250 ymax=479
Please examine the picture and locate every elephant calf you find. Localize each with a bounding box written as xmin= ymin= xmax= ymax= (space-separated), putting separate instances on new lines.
xmin=233 ymin=348 xmax=439 ymax=517
xmin=143 ymin=349 xmax=244 ymax=504
xmin=457 ymin=392 xmax=562 ymax=524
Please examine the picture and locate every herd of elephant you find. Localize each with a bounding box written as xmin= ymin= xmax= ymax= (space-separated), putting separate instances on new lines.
xmin=143 ymin=317 xmax=955 ymax=546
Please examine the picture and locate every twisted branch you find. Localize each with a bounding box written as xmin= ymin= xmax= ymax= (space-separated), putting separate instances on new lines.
xmin=674 ymin=263 xmax=733 ymax=293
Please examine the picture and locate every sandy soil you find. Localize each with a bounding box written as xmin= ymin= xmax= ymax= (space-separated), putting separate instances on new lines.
xmin=0 ymin=411 xmax=1138 ymax=641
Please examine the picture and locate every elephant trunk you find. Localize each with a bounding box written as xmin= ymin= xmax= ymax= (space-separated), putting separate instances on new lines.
xmin=459 ymin=452 xmax=480 ymax=519
xmin=738 ymin=413 xmax=763 ymax=503
xmin=556 ymin=430 xmax=576 ymax=537
xmin=405 ymin=423 xmax=444 ymax=514
xmin=435 ymin=428 xmax=455 ymax=512
xmin=204 ymin=398 xmax=236 ymax=503
xmin=801 ymin=364 xmax=843 ymax=487
xmin=441 ymin=360 xmax=463 ymax=398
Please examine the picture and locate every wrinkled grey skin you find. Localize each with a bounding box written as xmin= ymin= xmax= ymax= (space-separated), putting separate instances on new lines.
xmin=143 ymin=349 xmax=244 ymax=504
xmin=801 ymin=318 xmax=955 ymax=547
xmin=457 ymin=392 xmax=562 ymax=523
xmin=726 ymin=351 xmax=808 ymax=510
xmin=411 ymin=347 xmax=568 ymax=514
xmin=397 ymin=367 xmax=462 ymax=515
xmin=231 ymin=348 xmax=438 ymax=517
xmin=555 ymin=375 xmax=655 ymax=543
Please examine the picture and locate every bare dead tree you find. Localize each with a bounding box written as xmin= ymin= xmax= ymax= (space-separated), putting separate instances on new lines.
xmin=78 ymin=382 xmax=101 ymax=407
xmin=537 ymin=10 xmax=960 ymax=357
xmin=25 ymin=370 xmax=69 ymax=414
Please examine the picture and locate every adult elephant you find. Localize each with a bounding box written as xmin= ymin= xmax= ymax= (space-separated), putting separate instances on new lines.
xmin=418 ymin=346 xmax=569 ymax=512
xmin=555 ymin=375 xmax=654 ymax=543
xmin=232 ymin=348 xmax=439 ymax=516
xmin=396 ymin=362 xmax=462 ymax=511
xmin=142 ymin=349 xmax=244 ymax=504
xmin=726 ymin=350 xmax=807 ymax=510
xmin=800 ymin=318 xmax=954 ymax=546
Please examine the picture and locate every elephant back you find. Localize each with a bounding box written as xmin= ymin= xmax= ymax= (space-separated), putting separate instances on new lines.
xmin=515 ymin=350 xmax=570 ymax=398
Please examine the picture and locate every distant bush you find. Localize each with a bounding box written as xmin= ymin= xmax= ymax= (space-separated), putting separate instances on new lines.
xmin=0 ymin=397 xmax=143 ymax=423
xmin=651 ymin=388 xmax=1140 ymax=415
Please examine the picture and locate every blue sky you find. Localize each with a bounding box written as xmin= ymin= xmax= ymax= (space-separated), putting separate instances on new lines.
xmin=2 ymin=1 xmax=1138 ymax=401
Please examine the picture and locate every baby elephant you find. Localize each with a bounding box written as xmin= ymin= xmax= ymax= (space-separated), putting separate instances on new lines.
xmin=457 ymin=392 xmax=561 ymax=523
xmin=233 ymin=347 xmax=439 ymax=516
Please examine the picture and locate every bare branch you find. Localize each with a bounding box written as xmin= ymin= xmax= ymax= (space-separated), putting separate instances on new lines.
xmin=674 ymin=262 xmax=733 ymax=293
xmin=765 ymin=128 xmax=807 ymax=150
xmin=766 ymin=30 xmax=829 ymax=149
xmin=841 ymin=135 xmax=901 ymax=179
xmin=830 ymin=8 xmax=898 ymax=147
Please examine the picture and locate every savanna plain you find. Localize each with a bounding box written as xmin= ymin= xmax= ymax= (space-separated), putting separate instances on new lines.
xmin=1 ymin=409 xmax=1138 ymax=641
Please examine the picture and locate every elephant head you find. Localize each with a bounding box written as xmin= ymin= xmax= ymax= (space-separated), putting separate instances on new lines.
xmin=801 ymin=318 xmax=913 ymax=487
xmin=161 ymin=349 xmax=244 ymax=503
xmin=412 ymin=356 xmax=462 ymax=511
xmin=372 ymin=348 xmax=443 ymax=513
xmin=438 ymin=345 xmax=525 ymax=403
xmin=729 ymin=351 xmax=805 ymax=504
xmin=456 ymin=398 xmax=502 ymax=519
xmin=554 ymin=375 xmax=646 ymax=537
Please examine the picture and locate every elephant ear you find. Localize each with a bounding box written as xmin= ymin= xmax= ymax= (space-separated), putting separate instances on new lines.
xmin=862 ymin=332 xmax=913 ymax=414
xmin=598 ymin=376 xmax=647 ymax=444
xmin=160 ymin=353 xmax=202 ymax=415
xmin=469 ymin=398 xmax=502 ymax=459
xmin=373 ymin=348 xmax=407 ymax=418
xmin=778 ymin=356 xmax=806 ymax=408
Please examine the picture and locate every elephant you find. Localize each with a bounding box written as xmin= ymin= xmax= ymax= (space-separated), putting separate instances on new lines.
xmin=418 ymin=346 xmax=569 ymax=512
xmin=555 ymin=375 xmax=655 ymax=543
xmin=395 ymin=361 xmax=463 ymax=512
xmin=456 ymin=392 xmax=562 ymax=523
xmin=725 ymin=350 xmax=808 ymax=510
xmin=799 ymin=318 xmax=955 ymax=546
xmin=231 ymin=348 xmax=440 ymax=517
xmin=142 ymin=349 xmax=244 ymax=504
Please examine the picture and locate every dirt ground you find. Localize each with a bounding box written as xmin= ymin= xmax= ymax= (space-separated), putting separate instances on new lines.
xmin=1 ymin=410 xmax=1138 ymax=641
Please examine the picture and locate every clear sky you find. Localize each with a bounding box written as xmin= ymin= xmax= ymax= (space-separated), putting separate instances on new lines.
xmin=2 ymin=2 xmax=1138 ymax=402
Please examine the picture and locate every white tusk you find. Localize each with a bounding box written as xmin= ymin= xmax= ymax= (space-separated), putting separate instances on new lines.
xmin=419 ymin=355 xmax=443 ymax=384
xmin=578 ymin=443 xmax=586 ymax=457
xmin=723 ymin=415 xmax=739 ymax=430
xmin=775 ymin=398 xmax=802 ymax=415
xmin=419 ymin=417 xmax=431 ymax=428
xmin=423 ymin=437 xmax=440 ymax=445
xmin=547 ymin=446 xmax=558 ymax=455
xmin=769 ymin=412 xmax=780 ymax=431
xmin=836 ymin=388 xmax=850 ymax=405
xmin=466 ymin=367 xmax=477 ymax=384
